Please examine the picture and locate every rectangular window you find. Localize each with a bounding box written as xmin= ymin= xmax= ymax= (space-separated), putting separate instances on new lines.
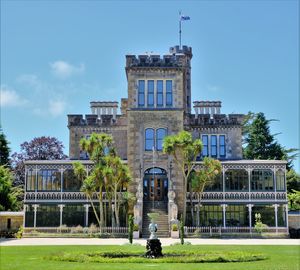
xmin=211 ymin=135 xmax=217 ymax=157
xmin=166 ymin=80 xmax=172 ymax=106
xmin=147 ymin=80 xmax=154 ymax=107
xmin=26 ymin=170 xmax=36 ymax=191
xmin=202 ymin=135 xmax=209 ymax=157
xmin=157 ymin=80 xmax=163 ymax=107
xmin=219 ymin=135 xmax=226 ymax=158
xmin=37 ymin=170 xmax=61 ymax=191
xmin=138 ymin=80 xmax=145 ymax=107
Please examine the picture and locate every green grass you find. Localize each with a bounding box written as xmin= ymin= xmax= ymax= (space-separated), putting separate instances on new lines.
xmin=1 ymin=245 xmax=299 ymax=270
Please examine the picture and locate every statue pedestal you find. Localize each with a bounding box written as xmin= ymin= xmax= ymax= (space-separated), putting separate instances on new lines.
xmin=145 ymin=239 xmax=163 ymax=258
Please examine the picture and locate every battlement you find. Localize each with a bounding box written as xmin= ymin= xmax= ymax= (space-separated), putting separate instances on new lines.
xmin=68 ymin=114 xmax=117 ymax=126
xmin=125 ymin=45 xmax=192 ymax=68
xmin=188 ymin=113 xmax=244 ymax=126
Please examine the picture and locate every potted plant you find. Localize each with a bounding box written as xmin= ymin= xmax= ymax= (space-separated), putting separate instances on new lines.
xmin=171 ymin=223 xmax=179 ymax=238
xmin=133 ymin=223 xmax=140 ymax=239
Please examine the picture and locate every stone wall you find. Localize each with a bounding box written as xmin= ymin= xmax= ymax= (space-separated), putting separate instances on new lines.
xmin=126 ymin=109 xmax=185 ymax=214
xmin=288 ymin=213 xmax=300 ymax=229
xmin=0 ymin=214 xmax=23 ymax=231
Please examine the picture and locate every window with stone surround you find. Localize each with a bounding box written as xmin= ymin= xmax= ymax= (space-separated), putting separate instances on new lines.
xmin=138 ymin=80 xmax=145 ymax=107
xmin=166 ymin=80 xmax=173 ymax=106
xmin=145 ymin=128 xmax=155 ymax=151
xmin=202 ymin=135 xmax=209 ymax=157
xmin=156 ymin=128 xmax=167 ymax=151
xmin=211 ymin=135 xmax=217 ymax=157
xmin=147 ymin=80 xmax=154 ymax=107
xmin=157 ymin=80 xmax=163 ymax=107
xmin=219 ymin=135 xmax=226 ymax=158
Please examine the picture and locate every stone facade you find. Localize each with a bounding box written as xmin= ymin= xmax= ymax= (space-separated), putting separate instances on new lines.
xmin=0 ymin=212 xmax=24 ymax=231
xmin=22 ymin=45 xmax=289 ymax=236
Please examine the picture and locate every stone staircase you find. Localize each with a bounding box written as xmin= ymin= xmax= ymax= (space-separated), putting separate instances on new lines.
xmin=142 ymin=201 xmax=169 ymax=238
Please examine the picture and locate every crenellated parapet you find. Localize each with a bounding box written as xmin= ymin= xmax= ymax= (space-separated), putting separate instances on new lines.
xmin=125 ymin=45 xmax=192 ymax=68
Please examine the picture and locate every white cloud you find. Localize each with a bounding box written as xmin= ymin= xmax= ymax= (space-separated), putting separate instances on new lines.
xmin=50 ymin=61 xmax=85 ymax=79
xmin=48 ymin=100 xmax=66 ymax=117
xmin=0 ymin=85 xmax=28 ymax=107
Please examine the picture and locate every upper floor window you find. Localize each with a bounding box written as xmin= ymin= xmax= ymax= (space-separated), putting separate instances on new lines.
xmin=276 ymin=170 xmax=285 ymax=191
xmin=37 ymin=169 xmax=61 ymax=191
xmin=157 ymin=80 xmax=163 ymax=107
xmin=145 ymin=128 xmax=155 ymax=151
xmin=166 ymin=80 xmax=173 ymax=106
xmin=219 ymin=135 xmax=226 ymax=157
xmin=225 ymin=169 xmax=248 ymax=191
xmin=147 ymin=80 xmax=154 ymax=107
xmin=138 ymin=80 xmax=145 ymax=107
xmin=26 ymin=169 xmax=36 ymax=191
xmin=251 ymin=170 xmax=274 ymax=191
xmin=156 ymin=128 xmax=167 ymax=151
xmin=202 ymin=135 xmax=209 ymax=157
xmin=211 ymin=135 xmax=217 ymax=157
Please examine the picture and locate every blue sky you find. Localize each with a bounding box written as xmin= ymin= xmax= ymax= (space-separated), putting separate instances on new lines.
xmin=1 ymin=0 xmax=299 ymax=171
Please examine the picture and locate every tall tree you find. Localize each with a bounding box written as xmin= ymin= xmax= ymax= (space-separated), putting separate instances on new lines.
xmin=243 ymin=112 xmax=298 ymax=169
xmin=191 ymin=157 xmax=222 ymax=226
xmin=0 ymin=129 xmax=10 ymax=166
xmin=11 ymin=136 xmax=68 ymax=186
xmin=0 ymin=165 xmax=23 ymax=211
xmin=163 ymin=130 xmax=202 ymax=224
xmin=74 ymin=133 xmax=114 ymax=227
xmin=243 ymin=112 xmax=284 ymax=160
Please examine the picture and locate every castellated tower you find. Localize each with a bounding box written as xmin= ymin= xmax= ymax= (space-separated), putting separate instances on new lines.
xmin=125 ymin=45 xmax=193 ymax=218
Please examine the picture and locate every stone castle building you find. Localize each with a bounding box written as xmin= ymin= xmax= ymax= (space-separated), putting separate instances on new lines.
xmin=24 ymin=45 xmax=288 ymax=236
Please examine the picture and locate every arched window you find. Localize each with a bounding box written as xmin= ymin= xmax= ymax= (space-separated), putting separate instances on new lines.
xmin=145 ymin=128 xmax=154 ymax=151
xmin=225 ymin=169 xmax=248 ymax=191
xmin=156 ymin=128 xmax=167 ymax=151
xmin=276 ymin=170 xmax=285 ymax=191
xmin=251 ymin=170 xmax=274 ymax=191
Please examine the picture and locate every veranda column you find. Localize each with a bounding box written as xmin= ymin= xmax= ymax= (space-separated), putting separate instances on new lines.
xmin=221 ymin=204 xmax=227 ymax=228
xmin=285 ymin=204 xmax=289 ymax=234
xmin=33 ymin=204 xmax=39 ymax=228
xmin=84 ymin=204 xmax=90 ymax=227
xmin=246 ymin=204 xmax=253 ymax=234
xmin=273 ymin=204 xmax=279 ymax=234
xmin=58 ymin=204 xmax=65 ymax=227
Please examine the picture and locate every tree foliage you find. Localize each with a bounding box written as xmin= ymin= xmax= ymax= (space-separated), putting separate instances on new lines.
xmin=11 ymin=136 xmax=67 ymax=186
xmin=0 ymin=129 xmax=10 ymax=167
xmin=243 ymin=112 xmax=298 ymax=170
xmin=73 ymin=133 xmax=132 ymax=228
xmin=286 ymin=169 xmax=300 ymax=193
xmin=191 ymin=157 xmax=222 ymax=226
xmin=0 ymin=165 xmax=23 ymax=211
xmin=163 ymin=130 xmax=202 ymax=224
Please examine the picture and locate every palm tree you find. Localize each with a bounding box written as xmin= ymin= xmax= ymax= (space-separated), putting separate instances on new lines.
xmin=191 ymin=157 xmax=222 ymax=227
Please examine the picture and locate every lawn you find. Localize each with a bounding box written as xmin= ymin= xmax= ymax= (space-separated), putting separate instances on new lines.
xmin=0 ymin=245 xmax=299 ymax=270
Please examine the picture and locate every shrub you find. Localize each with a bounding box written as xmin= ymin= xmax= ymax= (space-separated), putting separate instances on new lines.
xmin=70 ymin=225 xmax=83 ymax=234
xmin=254 ymin=213 xmax=268 ymax=233
xmin=15 ymin=226 xmax=23 ymax=239
xmin=133 ymin=223 xmax=139 ymax=231
xmin=172 ymin=224 xmax=178 ymax=231
xmin=128 ymin=215 xmax=134 ymax=244
xmin=88 ymin=223 xmax=98 ymax=234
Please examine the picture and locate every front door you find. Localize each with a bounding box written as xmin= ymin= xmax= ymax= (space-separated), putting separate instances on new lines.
xmin=149 ymin=177 xmax=163 ymax=201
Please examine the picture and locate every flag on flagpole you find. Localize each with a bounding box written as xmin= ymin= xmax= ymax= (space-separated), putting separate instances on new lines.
xmin=180 ymin=15 xmax=191 ymax=21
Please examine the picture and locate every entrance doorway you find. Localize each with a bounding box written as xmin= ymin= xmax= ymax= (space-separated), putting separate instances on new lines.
xmin=143 ymin=167 xmax=168 ymax=201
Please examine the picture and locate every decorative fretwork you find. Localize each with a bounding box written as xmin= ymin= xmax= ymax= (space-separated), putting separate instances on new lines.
xmin=24 ymin=191 xmax=123 ymax=202
xmin=186 ymin=192 xmax=287 ymax=202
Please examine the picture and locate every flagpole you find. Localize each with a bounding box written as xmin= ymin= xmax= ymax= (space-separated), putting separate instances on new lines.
xmin=179 ymin=11 xmax=182 ymax=48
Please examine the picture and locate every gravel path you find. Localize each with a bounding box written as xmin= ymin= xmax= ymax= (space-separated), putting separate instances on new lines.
xmin=1 ymin=238 xmax=299 ymax=246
